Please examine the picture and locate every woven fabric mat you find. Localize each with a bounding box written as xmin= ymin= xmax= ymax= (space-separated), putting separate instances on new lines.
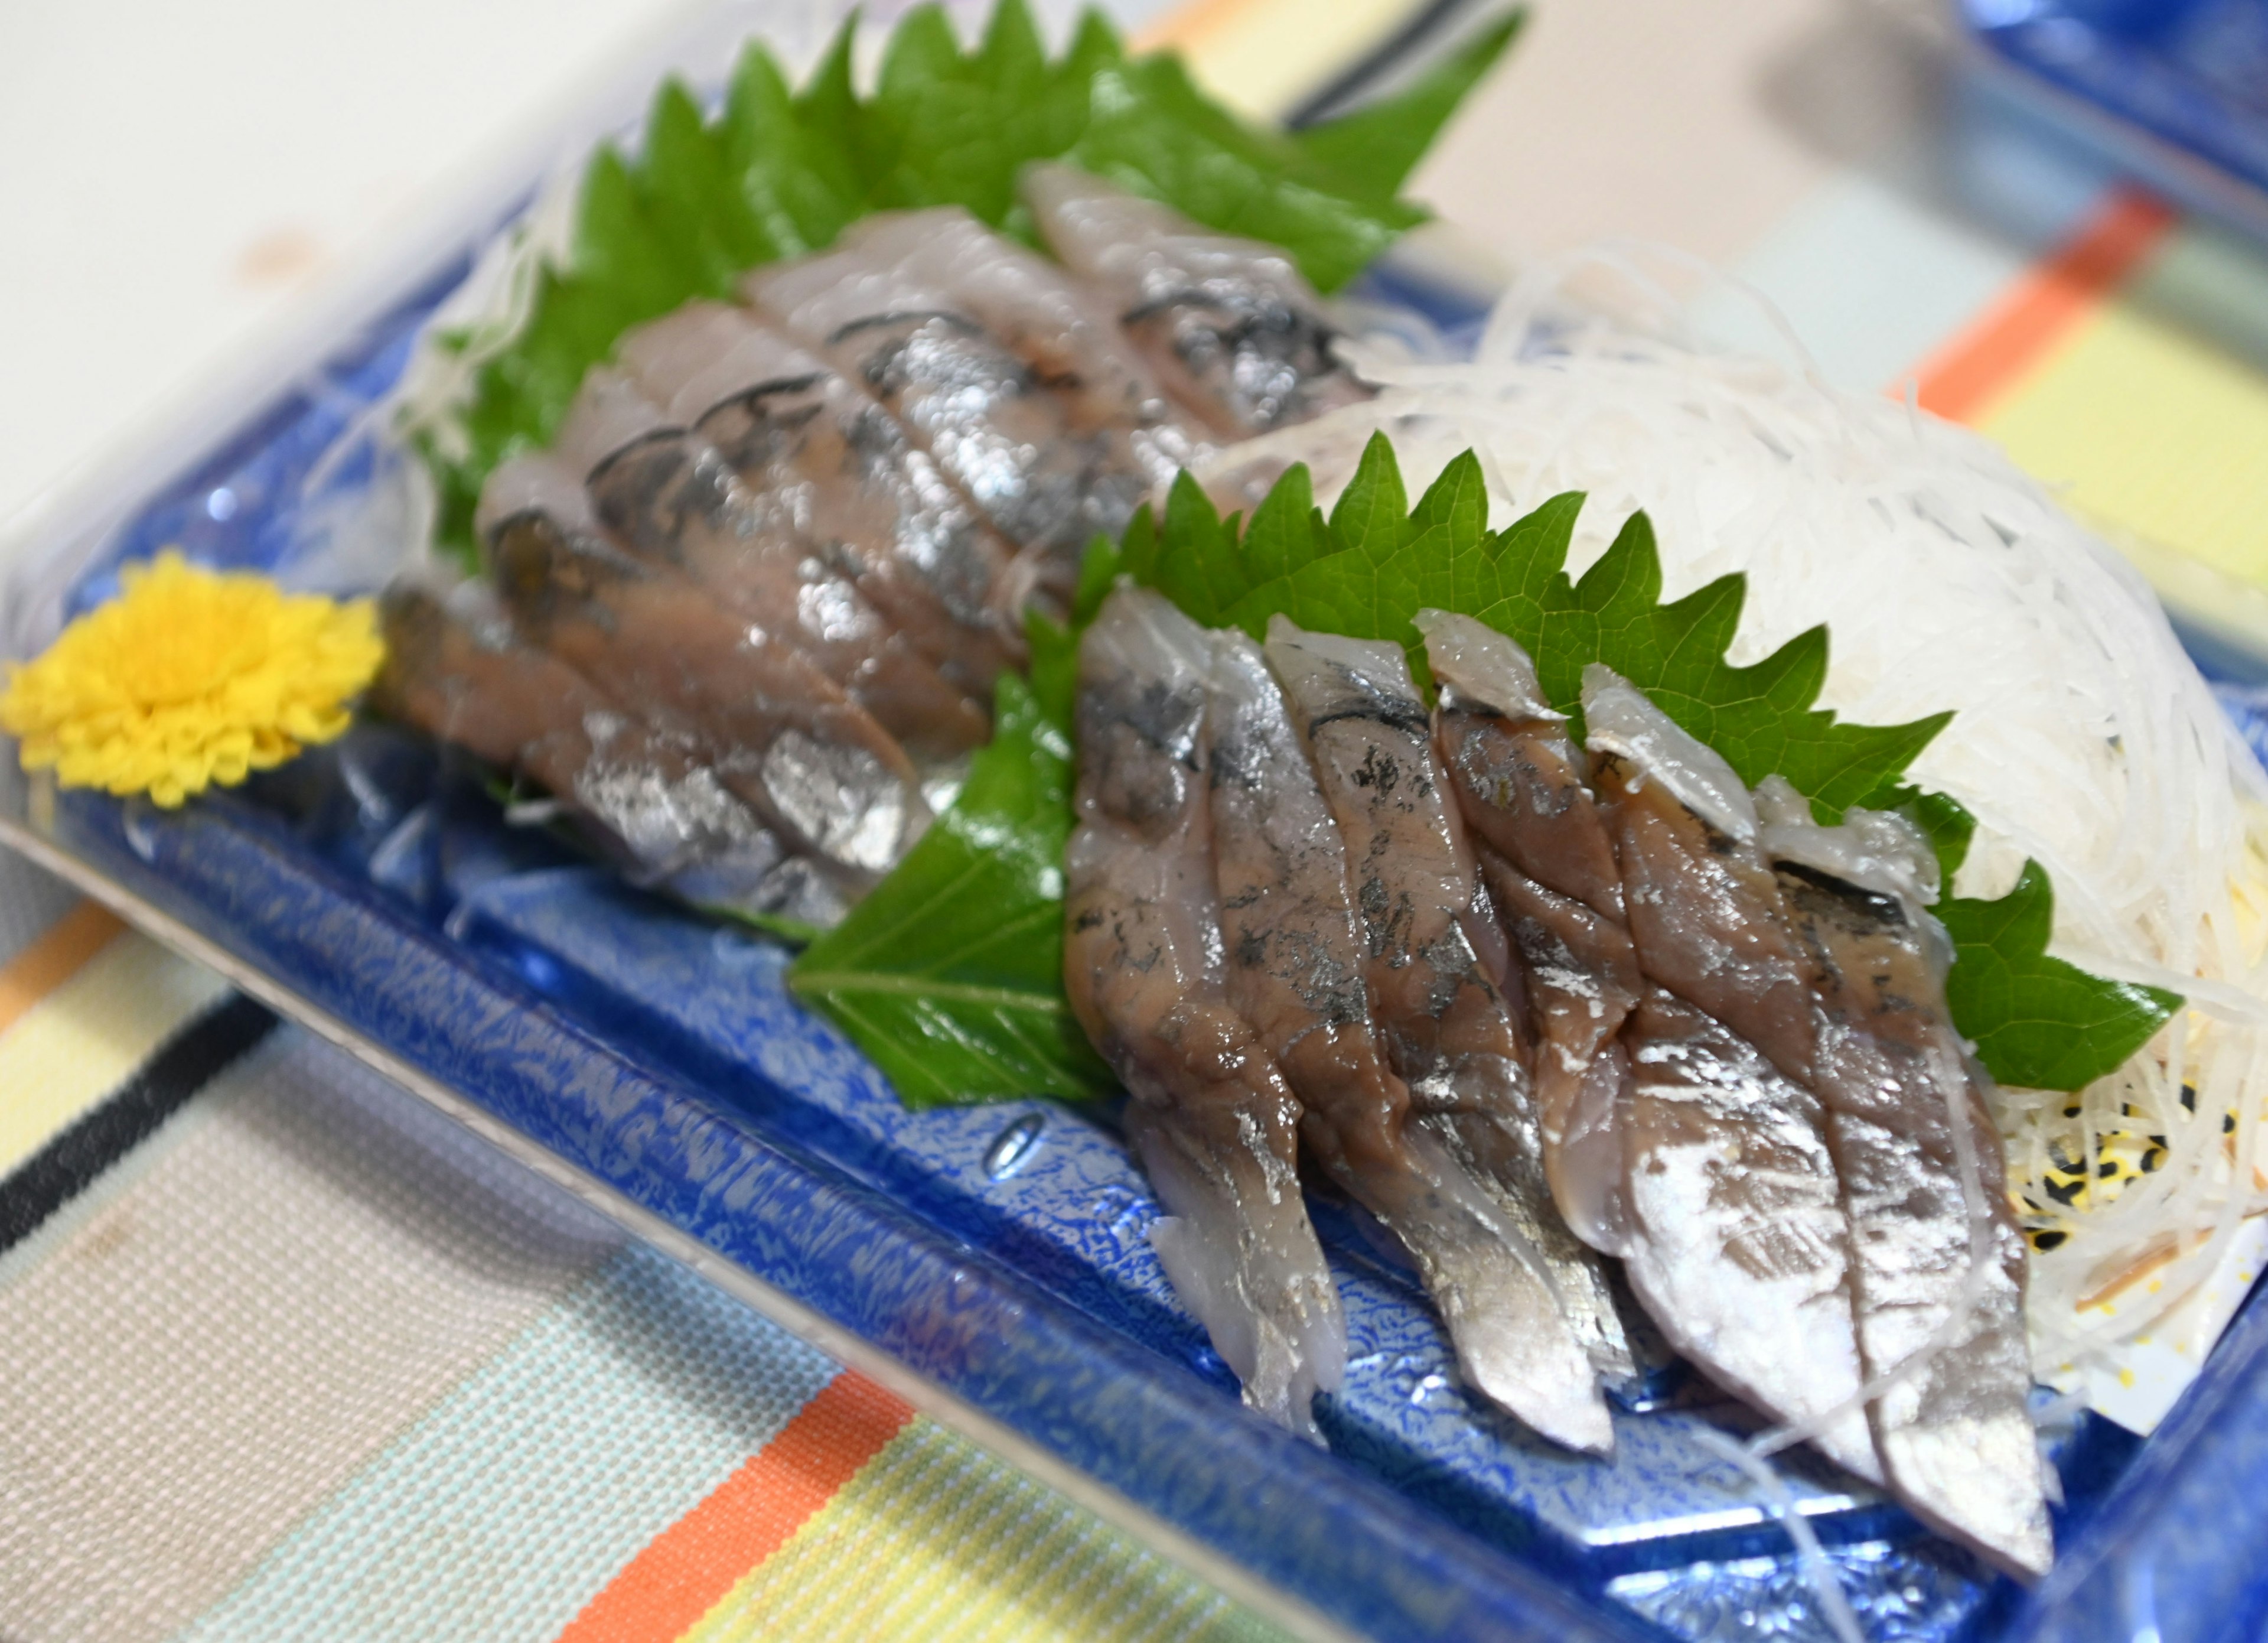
xmin=0 ymin=848 xmax=1293 ymax=1643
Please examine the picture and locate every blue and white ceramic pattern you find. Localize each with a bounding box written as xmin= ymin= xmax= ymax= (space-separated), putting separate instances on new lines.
xmin=16 ymin=235 xmax=2268 ymax=1643
xmin=1960 ymin=0 xmax=2268 ymax=226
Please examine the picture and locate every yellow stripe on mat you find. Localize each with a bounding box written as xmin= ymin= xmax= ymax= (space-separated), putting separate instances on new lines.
xmin=0 ymin=927 xmax=230 ymax=1176
xmin=1973 ymin=228 xmax=2268 ymax=591
xmin=678 ymin=1417 xmax=1286 ymax=1643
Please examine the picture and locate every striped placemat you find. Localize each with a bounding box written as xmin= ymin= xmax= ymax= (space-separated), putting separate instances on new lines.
xmin=0 ymin=850 xmax=1291 ymax=1643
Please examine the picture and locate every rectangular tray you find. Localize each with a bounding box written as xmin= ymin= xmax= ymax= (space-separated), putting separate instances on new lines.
xmin=12 ymin=40 xmax=2268 ymax=1643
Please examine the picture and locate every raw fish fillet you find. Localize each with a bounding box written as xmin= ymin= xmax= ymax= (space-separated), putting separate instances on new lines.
xmin=1582 ymin=666 xmax=1818 ymax=1082
xmin=1209 ymin=628 xmax=1613 ymax=1449
xmin=480 ymin=454 xmax=929 ymax=885
xmin=1758 ymin=780 xmax=2052 ymax=1580
xmin=615 ymin=302 xmax=1027 ymax=697
xmin=747 ymin=207 xmax=1204 ymax=592
xmin=554 ymin=366 xmax=990 ymax=770
xmin=1420 ymin=614 xmax=1638 ymax=1222
xmin=1418 ymin=613 xmax=1622 ymax=918
xmin=1023 ymin=163 xmax=1375 ymax=438
xmin=1063 ymin=586 xmax=1344 ymax=1437
xmin=1617 ymin=988 xmax=1880 ymax=1484
xmin=1262 ymin=617 xmax=1611 ymax=1447
xmin=372 ymin=583 xmax=843 ymax=928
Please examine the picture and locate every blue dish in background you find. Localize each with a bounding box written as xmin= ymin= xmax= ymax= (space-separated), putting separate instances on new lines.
xmin=1959 ymin=0 xmax=2268 ymax=231
xmin=14 ymin=209 xmax=2268 ymax=1643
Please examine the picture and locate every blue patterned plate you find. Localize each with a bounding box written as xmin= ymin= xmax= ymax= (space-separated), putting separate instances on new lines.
xmin=8 ymin=190 xmax=2268 ymax=1643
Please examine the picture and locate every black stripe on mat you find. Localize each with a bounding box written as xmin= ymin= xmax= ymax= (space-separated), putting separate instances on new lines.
xmin=1285 ymin=0 xmax=1486 ymax=130
xmin=0 ymin=994 xmax=278 ymax=1254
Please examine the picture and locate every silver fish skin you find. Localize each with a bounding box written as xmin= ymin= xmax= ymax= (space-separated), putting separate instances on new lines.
xmin=483 ymin=471 xmax=929 ymax=886
xmin=1063 ymin=586 xmax=1344 ymax=1439
xmin=1760 ymin=780 xmax=2052 ymax=1581
xmin=556 ymin=366 xmax=992 ymax=770
xmin=1208 ymin=629 xmax=1614 ymax=1451
xmin=1262 ymin=617 xmax=1613 ymax=1449
xmin=615 ymin=302 xmax=1027 ymax=698
xmin=1581 ymin=666 xmax=1819 ymax=1084
xmin=372 ymin=582 xmax=843 ymax=931
xmin=1618 ymin=988 xmax=1881 ymax=1485
xmin=746 ymin=208 xmax=1205 ymax=596
xmin=1021 ymin=162 xmax=1375 ymax=439
xmin=1420 ymin=614 xmax=1642 ymax=1241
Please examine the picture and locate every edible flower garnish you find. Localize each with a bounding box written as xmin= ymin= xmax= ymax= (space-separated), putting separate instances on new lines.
xmin=0 ymin=552 xmax=383 ymax=808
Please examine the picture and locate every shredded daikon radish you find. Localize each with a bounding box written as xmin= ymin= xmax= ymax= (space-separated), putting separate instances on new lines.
xmin=1200 ymin=247 xmax=2268 ymax=1374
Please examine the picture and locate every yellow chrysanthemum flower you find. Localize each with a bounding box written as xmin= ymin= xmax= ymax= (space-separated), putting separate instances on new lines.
xmin=0 ymin=551 xmax=384 ymax=808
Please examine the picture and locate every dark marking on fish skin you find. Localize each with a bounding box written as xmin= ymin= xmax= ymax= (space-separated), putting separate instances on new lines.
xmin=695 ymin=391 xmax=826 ymax=470
xmin=1307 ymin=701 xmax=1432 ymax=738
xmin=585 ymin=425 xmax=694 ymax=489
xmin=696 ymin=373 xmax=826 ymax=420
xmin=1350 ymin=743 xmax=1398 ymax=795
xmin=840 ymin=403 xmax=908 ymax=467
xmin=1122 ymin=288 xmax=1348 ymax=430
xmin=1086 ymin=678 xmax=1206 ymax=763
xmin=1357 ymin=873 xmax=1419 ymax=968
xmin=1234 ymin=928 xmax=1269 ymax=969
xmin=830 ymin=310 xmax=986 ymax=346
xmin=1775 ymin=859 xmax=1908 ymax=928
xmin=490 ymin=513 xmax=651 ymax=637
xmin=1209 ymin=737 xmax=1269 ymax=792
xmin=1073 ymin=909 xmax=1104 ymax=932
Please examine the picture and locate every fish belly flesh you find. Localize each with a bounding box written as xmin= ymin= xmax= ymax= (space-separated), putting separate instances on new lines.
xmin=1619 ymin=988 xmax=1880 ymax=1484
xmin=1209 ymin=626 xmax=1613 ymax=1449
xmin=1063 ymin=586 xmax=1344 ymax=1438
xmin=1764 ymin=788 xmax=2052 ymax=1579
xmin=1022 ymin=162 xmax=1375 ymax=438
xmin=1262 ymin=616 xmax=1613 ymax=1444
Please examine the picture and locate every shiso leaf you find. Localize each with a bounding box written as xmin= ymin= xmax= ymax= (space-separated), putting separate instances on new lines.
xmin=1936 ymin=862 xmax=2183 ymax=1094
xmin=1129 ymin=435 xmax=1950 ymax=816
xmin=421 ymin=0 xmax=1516 ymax=562
xmin=797 ymin=437 xmax=2182 ymax=1103
xmin=788 ymin=672 xmax=1110 ymax=1105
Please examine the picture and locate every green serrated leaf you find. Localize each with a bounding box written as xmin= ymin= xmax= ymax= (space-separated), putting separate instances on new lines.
xmin=1136 ymin=435 xmax=1951 ymax=818
xmin=635 ymin=82 xmax=751 ymax=292
xmin=788 ymin=672 xmax=1110 ymax=1105
xmin=1291 ymin=11 xmax=1523 ymax=200
xmin=1937 ymin=861 xmax=2182 ymax=1092
xmin=422 ymin=0 xmax=1503 ymax=542
xmin=793 ymin=435 xmax=2181 ymax=1103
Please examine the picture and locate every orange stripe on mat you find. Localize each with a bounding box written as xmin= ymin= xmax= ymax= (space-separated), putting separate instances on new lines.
xmin=1907 ymin=186 xmax=2176 ymax=423
xmin=0 ymin=902 xmax=124 ymax=1039
xmin=1132 ymin=0 xmax=1263 ymax=52
xmin=553 ymin=1372 xmax=915 ymax=1643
